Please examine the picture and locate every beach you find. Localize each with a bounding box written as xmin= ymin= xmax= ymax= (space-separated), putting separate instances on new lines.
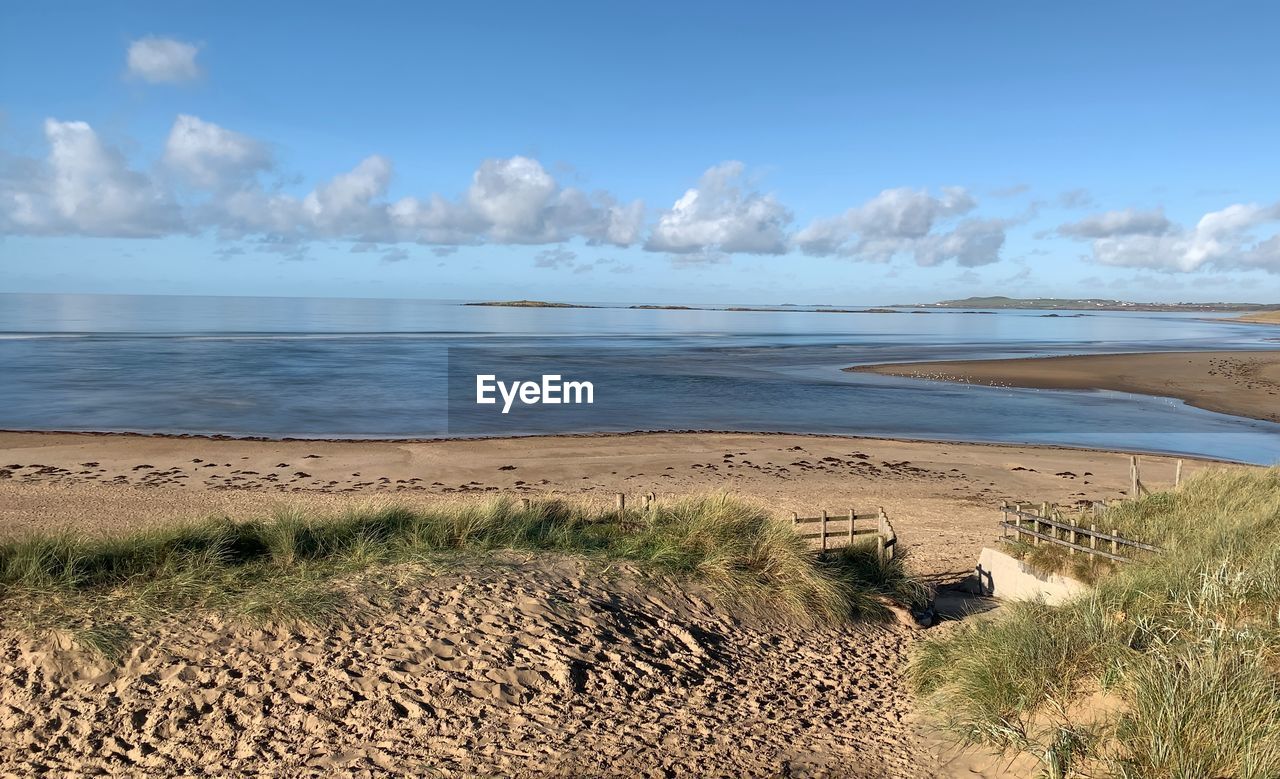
xmin=851 ymin=350 xmax=1280 ymax=424
xmin=0 ymin=431 xmax=1205 ymax=573
xmin=0 ymin=430 xmax=1211 ymax=776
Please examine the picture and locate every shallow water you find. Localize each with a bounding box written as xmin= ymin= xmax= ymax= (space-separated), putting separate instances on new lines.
xmin=1 ymin=293 xmax=1277 ymax=464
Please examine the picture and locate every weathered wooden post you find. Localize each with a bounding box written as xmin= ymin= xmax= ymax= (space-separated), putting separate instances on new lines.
xmin=615 ymin=493 xmax=625 ymax=512
xmin=1175 ymin=459 xmax=1184 ymax=488
xmin=1001 ymin=501 xmax=1009 ymax=540
xmin=642 ymin=493 xmax=652 ymax=511
xmin=847 ymin=508 xmax=855 ymax=544
xmin=876 ymin=533 xmax=886 ymax=564
xmin=820 ymin=510 xmax=828 ymax=553
xmin=1130 ymin=456 xmax=1139 ymax=498
xmin=1110 ymin=528 xmax=1119 ymax=556
xmin=520 ymin=497 xmax=531 ymax=510
xmin=1089 ymin=523 xmax=1098 ymax=555
xmin=791 ymin=511 xmax=798 ymax=528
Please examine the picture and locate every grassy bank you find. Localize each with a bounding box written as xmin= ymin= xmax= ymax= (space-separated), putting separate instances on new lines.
xmin=0 ymin=494 xmax=924 ymax=657
xmin=911 ymin=468 xmax=1280 ymax=778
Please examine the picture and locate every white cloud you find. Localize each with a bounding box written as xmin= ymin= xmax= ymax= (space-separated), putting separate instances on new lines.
xmin=303 ymin=155 xmax=393 ymax=236
xmin=914 ymin=218 xmax=1008 ymax=267
xmin=0 ymin=115 xmax=1036 ymax=272
xmin=795 ymin=186 xmax=1001 ymax=266
xmin=646 ymin=162 xmax=792 ymax=255
xmin=385 ymin=156 xmax=643 ymax=248
xmin=163 ymin=115 xmax=271 ymax=189
xmin=1057 ymin=207 xmax=1171 ymax=238
xmin=126 ymin=37 xmax=202 ymax=84
xmin=1069 ymin=202 xmax=1280 ymax=272
xmin=0 ymin=119 xmax=180 ymax=237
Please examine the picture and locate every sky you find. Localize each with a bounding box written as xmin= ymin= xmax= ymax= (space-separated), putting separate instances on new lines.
xmin=2 ymin=1 xmax=1280 ymax=304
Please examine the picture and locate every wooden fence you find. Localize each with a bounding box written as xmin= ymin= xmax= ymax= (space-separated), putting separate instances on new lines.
xmin=1129 ymin=455 xmax=1185 ymax=498
xmin=999 ymin=501 xmax=1160 ymax=563
xmin=790 ymin=507 xmax=898 ymax=562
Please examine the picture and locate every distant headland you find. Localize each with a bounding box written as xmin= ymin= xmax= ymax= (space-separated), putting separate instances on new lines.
xmin=894 ymin=296 xmax=1280 ymax=313
xmin=464 ymin=296 xmax=1279 ymax=315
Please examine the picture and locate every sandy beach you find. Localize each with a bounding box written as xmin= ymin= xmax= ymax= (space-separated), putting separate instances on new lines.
xmin=851 ymin=350 xmax=1280 ymax=423
xmin=1236 ymin=311 xmax=1280 ymax=325
xmin=0 ymin=431 xmax=1226 ymax=776
xmin=0 ymin=431 xmax=1206 ymax=574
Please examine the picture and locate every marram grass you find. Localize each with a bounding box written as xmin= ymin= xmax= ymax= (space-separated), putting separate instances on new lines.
xmin=0 ymin=494 xmax=923 ymax=658
xmin=911 ymin=467 xmax=1280 ymax=779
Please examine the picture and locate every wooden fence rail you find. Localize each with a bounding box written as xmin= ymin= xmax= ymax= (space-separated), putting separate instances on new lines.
xmin=791 ymin=506 xmax=897 ymax=562
xmin=999 ymin=501 xmax=1160 ymax=563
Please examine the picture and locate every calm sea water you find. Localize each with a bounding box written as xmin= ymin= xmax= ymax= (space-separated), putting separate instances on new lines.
xmin=1 ymin=293 xmax=1277 ymax=464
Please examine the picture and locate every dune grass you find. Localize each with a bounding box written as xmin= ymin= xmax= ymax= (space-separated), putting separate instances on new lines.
xmin=911 ymin=468 xmax=1280 ymax=778
xmin=0 ymin=494 xmax=924 ymax=658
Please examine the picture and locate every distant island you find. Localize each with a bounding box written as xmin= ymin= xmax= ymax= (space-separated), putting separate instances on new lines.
xmin=897 ymin=296 xmax=1280 ymax=312
xmin=462 ymin=300 xmax=597 ymax=309
xmin=464 ymin=297 xmax=1280 ymax=315
xmin=464 ymin=301 xmax=934 ymax=314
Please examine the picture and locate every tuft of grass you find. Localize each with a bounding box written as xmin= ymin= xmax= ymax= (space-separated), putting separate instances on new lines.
xmin=0 ymin=494 xmax=922 ymax=654
xmin=911 ymin=467 xmax=1280 ymax=778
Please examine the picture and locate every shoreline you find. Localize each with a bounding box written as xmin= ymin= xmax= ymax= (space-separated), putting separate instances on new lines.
xmin=0 ymin=426 xmax=1249 ymax=465
xmin=850 ymin=349 xmax=1280 ymax=425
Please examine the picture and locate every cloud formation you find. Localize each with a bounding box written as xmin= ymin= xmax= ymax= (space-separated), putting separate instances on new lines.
xmin=1057 ymin=207 xmax=1172 ymax=238
xmin=1064 ymin=202 xmax=1280 ymax=272
xmin=1 ymin=114 xmax=1033 ymax=271
xmin=0 ymin=119 xmax=181 ymax=237
xmin=794 ymin=187 xmax=1003 ymax=266
xmin=126 ymin=37 xmax=202 ymax=83
xmin=163 ymin=114 xmax=271 ymax=189
xmin=646 ymin=162 xmax=792 ymax=256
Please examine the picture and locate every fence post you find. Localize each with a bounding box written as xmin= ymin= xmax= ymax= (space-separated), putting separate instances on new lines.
xmin=848 ymin=508 xmax=855 ymax=544
xmin=1110 ymin=528 xmax=1119 ymax=556
xmin=876 ymin=533 xmax=886 ymax=564
xmin=1130 ymin=456 xmax=1139 ymax=498
xmin=615 ymin=493 xmax=625 ymax=512
xmin=520 ymin=497 xmax=531 ymax=510
xmin=1001 ymin=501 xmax=1008 ymax=540
xmin=1175 ymin=459 xmax=1184 ymax=488
xmin=820 ymin=510 xmax=828 ymax=553
xmin=1089 ymin=523 xmax=1098 ymax=554
xmin=791 ymin=511 xmax=798 ymax=528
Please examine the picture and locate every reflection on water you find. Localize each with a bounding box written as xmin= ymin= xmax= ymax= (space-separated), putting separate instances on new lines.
xmin=0 ymin=293 xmax=1277 ymax=464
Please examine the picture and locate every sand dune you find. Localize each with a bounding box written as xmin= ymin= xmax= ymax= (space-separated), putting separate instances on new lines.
xmin=0 ymin=432 xmax=1214 ymax=777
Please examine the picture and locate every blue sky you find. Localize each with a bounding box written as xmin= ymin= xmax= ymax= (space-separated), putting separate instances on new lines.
xmin=2 ymin=1 xmax=1279 ymax=304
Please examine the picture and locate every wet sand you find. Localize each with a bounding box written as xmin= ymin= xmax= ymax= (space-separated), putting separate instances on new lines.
xmin=0 ymin=431 xmax=1223 ymax=777
xmin=850 ymin=350 xmax=1280 ymax=423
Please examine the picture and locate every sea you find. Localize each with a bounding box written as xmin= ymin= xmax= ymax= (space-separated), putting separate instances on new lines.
xmin=1 ymin=293 xmax=1277 ymax=464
